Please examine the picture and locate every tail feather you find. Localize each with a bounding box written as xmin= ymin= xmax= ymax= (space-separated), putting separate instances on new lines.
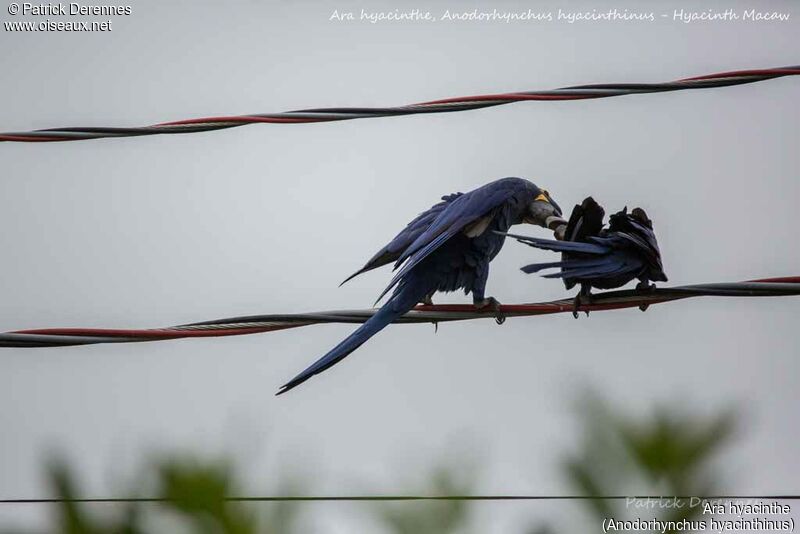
xmin=277 ymin=305 xmax=404 ymax=395
xmin=540 ymin=258 xmax=633 ymax=280
xmin=502 ymin=232 xmax=609 ymax=255
xmin=520 ymin=260 xmax=568 ymax=274
xmin=279 ymin=276 xmax=431 ymax=395
xmin=522 ymin=258 xmax=609 ymax=275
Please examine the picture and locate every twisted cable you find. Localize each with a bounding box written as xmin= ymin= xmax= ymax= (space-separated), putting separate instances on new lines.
xmin=1 ymin=276 xmax=797 ymax=348
xmin=1 ymin=66 xmax=798 ymax=143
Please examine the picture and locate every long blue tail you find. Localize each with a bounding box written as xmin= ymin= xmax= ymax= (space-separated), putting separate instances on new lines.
xmin=276 ymin=284 xmax=426 ymax=395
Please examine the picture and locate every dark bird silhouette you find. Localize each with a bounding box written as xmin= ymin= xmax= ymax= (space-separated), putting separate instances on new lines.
xmin=504 ymin=197 xmax=667 ymax=318
xmin=277 ymin=177 xmax=565 ymax=394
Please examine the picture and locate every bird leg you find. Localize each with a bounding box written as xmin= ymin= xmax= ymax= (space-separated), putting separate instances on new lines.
xmin=474 ymin=296 xmax=505 ymax=325
xmin=421 ymin=293 xmax=436 ymax=332
xmin=636 ymin=280 xmax=656 ymax=312
xmin=572 ymin=285 xmax=593 ymax=319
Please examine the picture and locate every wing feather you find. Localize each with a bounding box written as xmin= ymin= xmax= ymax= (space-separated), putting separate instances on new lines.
xmin=375 ymin=181 xmax=526 ymax=302
xmin=340 ymin=193 xmax=463 ymax=285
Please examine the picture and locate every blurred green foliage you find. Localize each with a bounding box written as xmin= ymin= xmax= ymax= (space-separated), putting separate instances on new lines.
xmin=531 ymin=393 xmax=737 ymax=533
xmin=375 ymin=464 xmax=475 ymax=534
xmin=24 ymin=455 xmax=302 ymax=534
xmin=5 ymin=394 xmax=738 ymax=534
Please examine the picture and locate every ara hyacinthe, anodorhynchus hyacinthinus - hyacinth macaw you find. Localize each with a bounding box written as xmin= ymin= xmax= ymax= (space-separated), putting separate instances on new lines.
xmin=503 ymin=196 xmax=667 ymax=318
xmin=277 ymin=177 xmax=566 ymax=394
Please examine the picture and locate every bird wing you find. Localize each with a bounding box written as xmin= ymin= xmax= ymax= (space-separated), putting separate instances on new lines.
xmin=565 ymin=196 xmax=605 ymax=242
xmin=540 ymin=254 xmax=641 ymax=280
xmin=607 ymin=210 xmax=663 ymax=265
xmin=374 ymin=182 xmax=524 ymax=303
xmin=340 ymin=193 xmax=463 ymax=286
xmin=613 ymin=226 xmax=663 ymax=270
xmin=504 ymin=233 xmax=611 ymax=255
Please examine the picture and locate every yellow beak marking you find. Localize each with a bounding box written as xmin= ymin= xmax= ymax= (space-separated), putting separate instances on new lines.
xmin=535 ymin=193 xmax=548 ymax=202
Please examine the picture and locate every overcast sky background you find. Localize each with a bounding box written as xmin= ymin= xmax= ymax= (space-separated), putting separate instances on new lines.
xmin=1 ymin=0 xmax=798 ymax=531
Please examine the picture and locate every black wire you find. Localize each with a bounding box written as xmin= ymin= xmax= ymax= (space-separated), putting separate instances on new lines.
xmin=2 ymin=495 xmax=799 ymax=504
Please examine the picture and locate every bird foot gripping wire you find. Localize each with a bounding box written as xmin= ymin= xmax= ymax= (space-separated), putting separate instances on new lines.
xmin=572 ymin=289 xmax=594 ymax=319
xmin=473 ymin=297 xmax=506 ymax=325
xmin=636 ymin=281 xmax=657 ymax=312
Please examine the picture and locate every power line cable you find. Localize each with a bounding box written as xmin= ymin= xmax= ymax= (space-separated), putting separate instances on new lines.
xmin=1 ymin=66 xmax=797 ymax=143
xmin=2 ymin=494 xmax=799 ymax=504
xmin=1 ymin=276 xmax=797 ymax=348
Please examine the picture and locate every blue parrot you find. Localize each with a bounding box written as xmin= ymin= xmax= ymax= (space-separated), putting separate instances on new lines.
xmin=277 ymin=177 xmax=565 ymax=394
xmin=504 ymin=196 xmax=667 ymax=317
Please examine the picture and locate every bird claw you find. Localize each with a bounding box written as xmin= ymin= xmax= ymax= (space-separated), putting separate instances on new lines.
xmin=572 ymin=292 xmax=593 ymax=319
xmin=474 ymin=297 xmax=505 ymax=325
xmin=636 ymin=281 xmax=656 ymax=312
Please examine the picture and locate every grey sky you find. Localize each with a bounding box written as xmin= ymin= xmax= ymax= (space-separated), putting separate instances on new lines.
xmin=1 ymin=0 xmax=798 ymax=531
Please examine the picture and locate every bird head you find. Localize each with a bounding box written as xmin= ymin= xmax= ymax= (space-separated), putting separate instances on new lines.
xmin=525 ymin=187 xmax=566 ymax=232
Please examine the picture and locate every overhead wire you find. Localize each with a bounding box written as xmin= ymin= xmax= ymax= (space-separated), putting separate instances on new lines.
xmin=1 ymin=66 xmax=798 ymax=143
xmin=1 ymin=277 xmax=797 ymax=348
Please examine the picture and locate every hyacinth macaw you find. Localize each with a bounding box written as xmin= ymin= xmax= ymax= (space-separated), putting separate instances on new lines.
xmin=277 ymin=177 xmax=565 ymax=394
xmin=505 ymin=196 xmax=667 ymax=317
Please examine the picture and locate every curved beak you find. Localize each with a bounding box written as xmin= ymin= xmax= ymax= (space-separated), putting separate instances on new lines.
xmin=526 ymin=192 xmax=566 ymax=231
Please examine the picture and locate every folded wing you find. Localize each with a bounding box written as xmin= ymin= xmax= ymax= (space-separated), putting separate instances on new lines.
xmin=375 ymin=181 xmax=525 ymax=302
xmin=340 ymin=193 xmax=463 ymax=286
